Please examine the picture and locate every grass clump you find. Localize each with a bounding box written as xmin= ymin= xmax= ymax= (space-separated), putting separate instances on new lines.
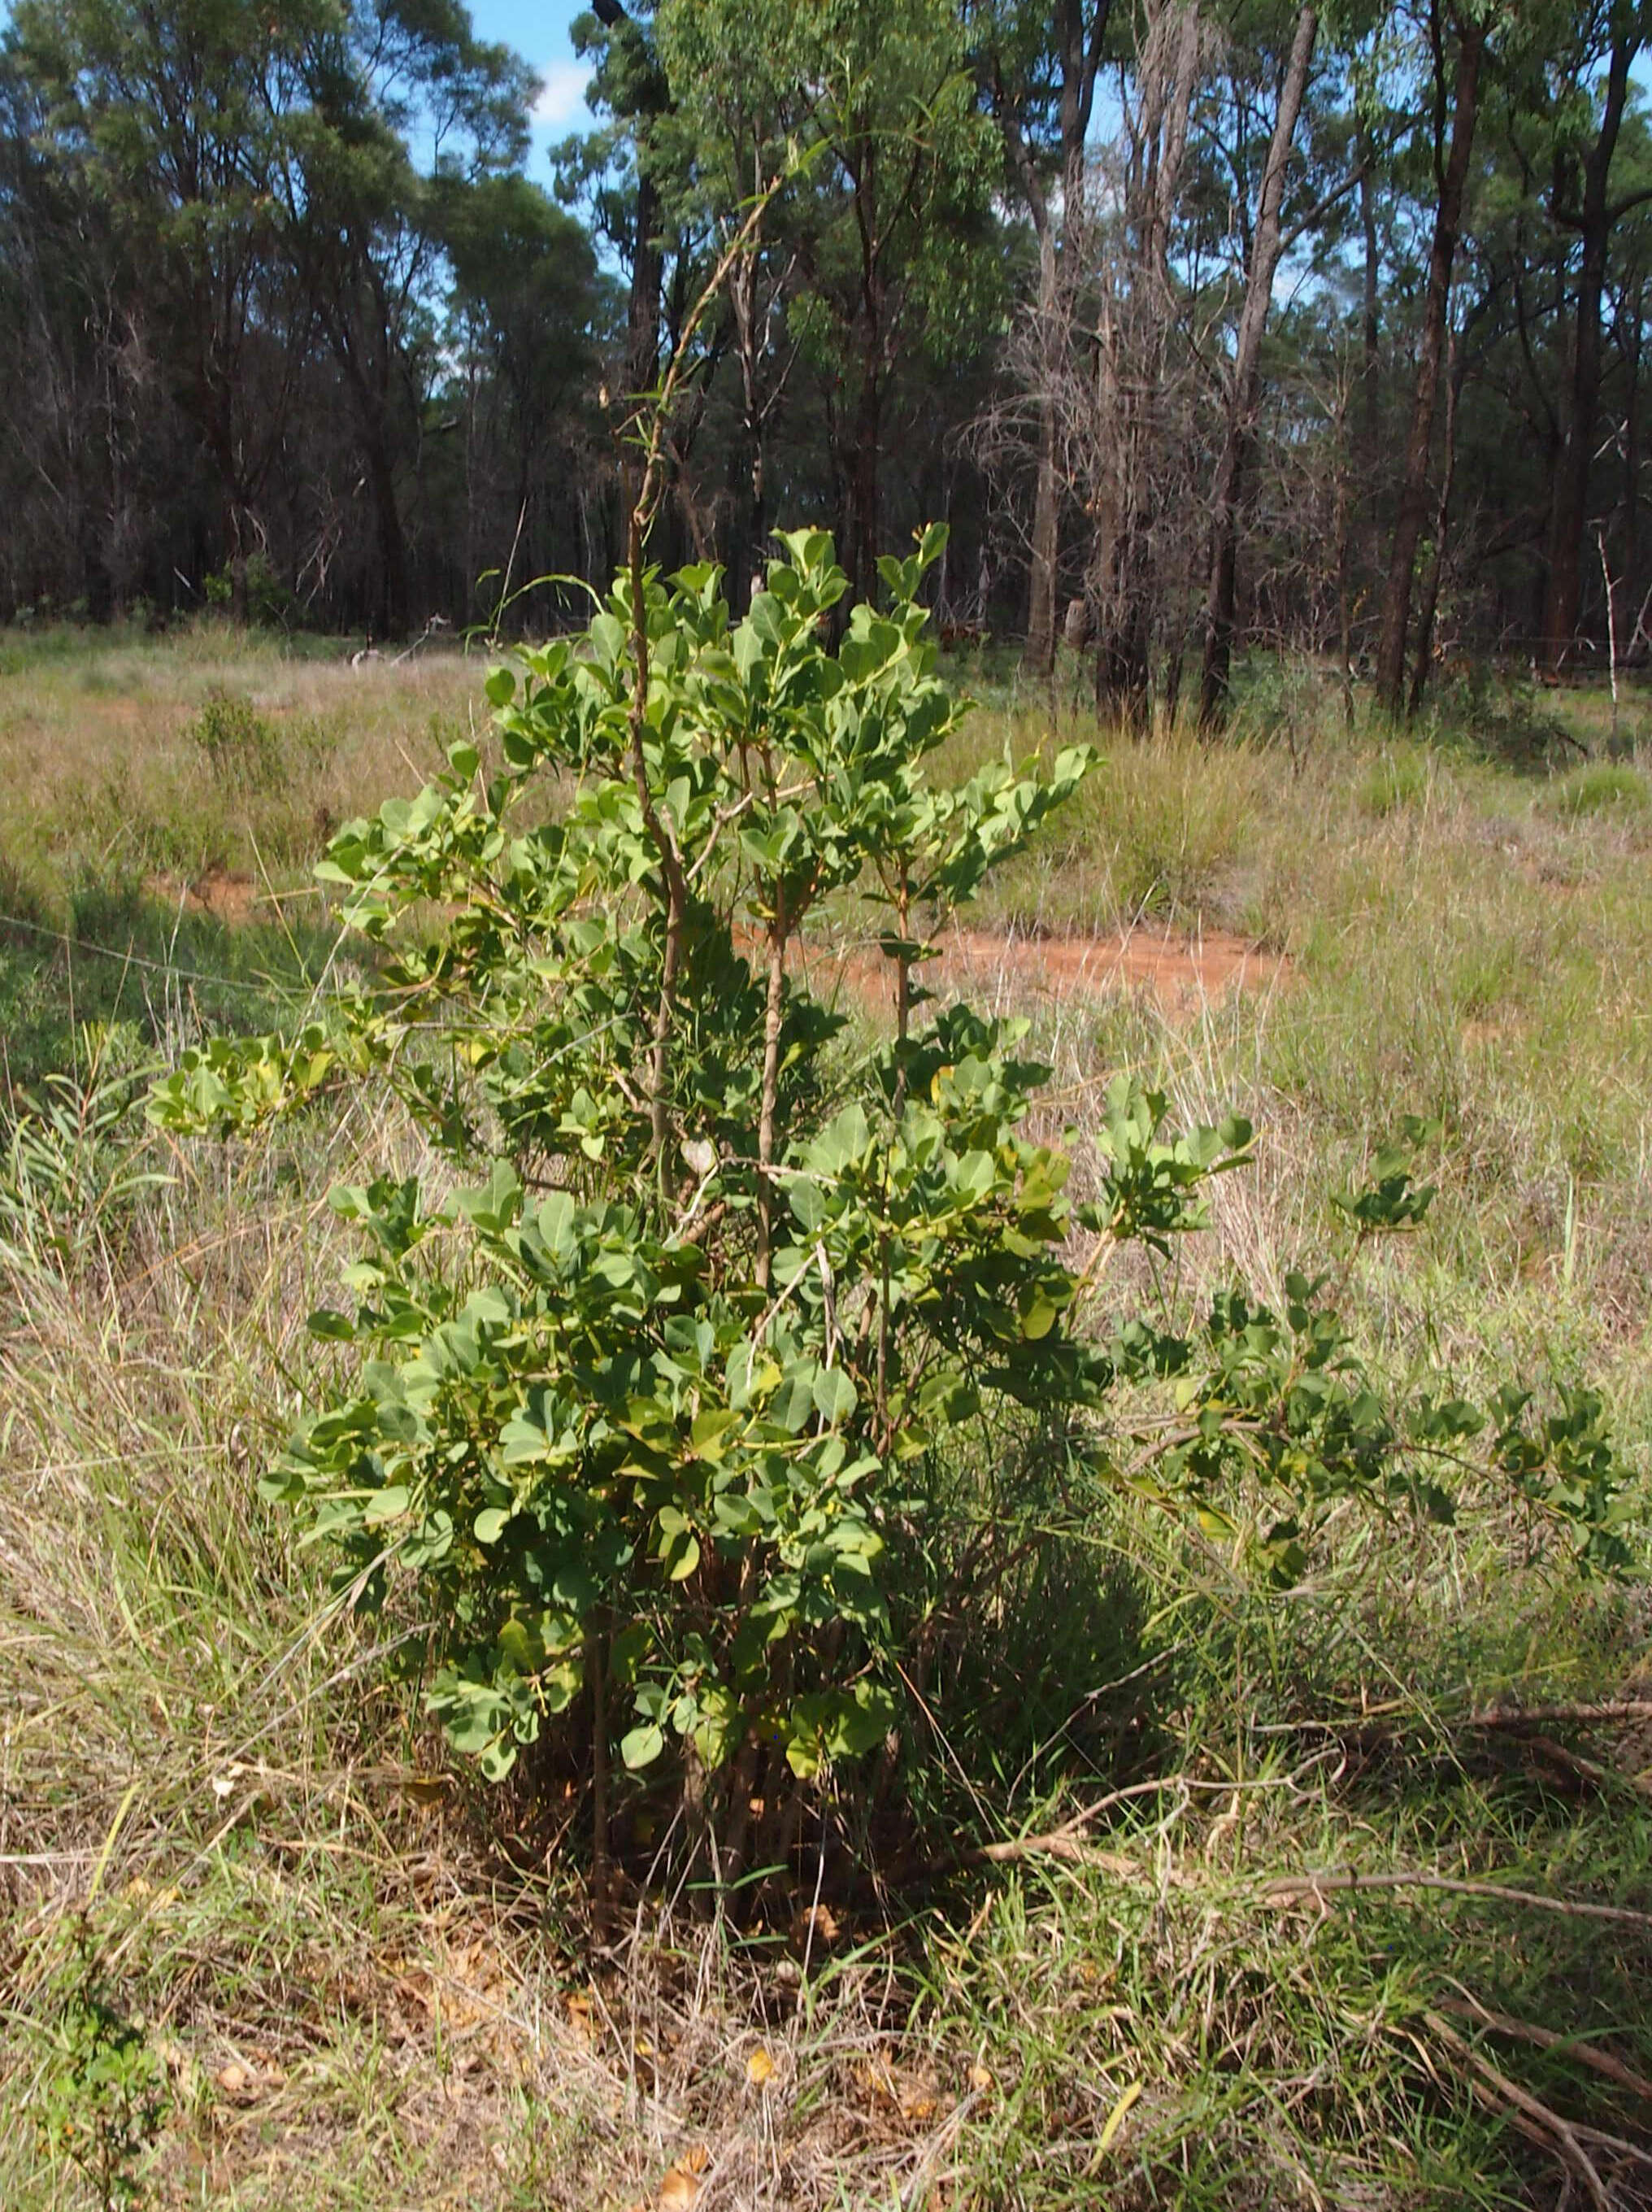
xmin=1545 ymin=759 xmax=1651 ymax=818
xmin=962 ymin=721 xmax=1269 ymax=934
xmin=1359 ymin=742 xmax=1432 ymax=816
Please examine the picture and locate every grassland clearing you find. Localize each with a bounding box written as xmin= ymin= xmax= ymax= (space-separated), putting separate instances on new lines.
xmin=2 ymin=625 xmax=1652 ymax=2209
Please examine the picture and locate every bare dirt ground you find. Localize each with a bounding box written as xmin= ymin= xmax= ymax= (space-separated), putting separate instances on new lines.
xmin=145 ymin=869 xmax=1287 ymax=1020
xmin=789 ymin=922 xmax=1285 ymax=1019
xmin=146 ymin=867 xmax=263 ymax=925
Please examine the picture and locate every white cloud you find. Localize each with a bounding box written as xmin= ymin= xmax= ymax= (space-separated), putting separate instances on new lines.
xmin=532 ymin=59 xmax=591 ymax=132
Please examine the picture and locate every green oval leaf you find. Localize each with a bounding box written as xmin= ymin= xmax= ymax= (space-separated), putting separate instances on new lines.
xmin=620 ymin=1722 xmax=664 ymax=1771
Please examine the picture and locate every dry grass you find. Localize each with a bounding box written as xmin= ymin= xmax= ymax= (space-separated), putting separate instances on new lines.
xmin=3 ymin=634 xmax=1652 ymax=2208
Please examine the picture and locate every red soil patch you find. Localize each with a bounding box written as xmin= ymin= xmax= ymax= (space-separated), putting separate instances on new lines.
xmin=146 ymin=867 xmax=260 ymax=924
xmin=785 ymin=924 xmax=1285 ymax=1020
xmin=141 ymin=868 xmax=1282 ymax=1020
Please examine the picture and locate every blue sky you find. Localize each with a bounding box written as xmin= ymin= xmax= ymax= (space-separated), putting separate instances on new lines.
xmin=467 ymin=0 xmax=601 ymax=181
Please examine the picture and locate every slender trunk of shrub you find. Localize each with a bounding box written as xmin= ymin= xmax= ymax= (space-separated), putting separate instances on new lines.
xmin=757 ymin=884 xmax=788 ymax=1292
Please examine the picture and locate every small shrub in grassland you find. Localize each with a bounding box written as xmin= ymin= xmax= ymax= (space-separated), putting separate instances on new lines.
xmin=1421 ymin=666 xmax=1574 ymax=769
xmin=34 ymin=1914 xmax=167 ymax=2212
xmin=186 ymin=689 xmax=284 ymax=791
xmin=201 ymin=551 xmax=295 ymax=630
xmin=146 ymin=528 xmax=1634 ymax=1903
xmin=1228 ymin=649 xmax=1341 ymax=767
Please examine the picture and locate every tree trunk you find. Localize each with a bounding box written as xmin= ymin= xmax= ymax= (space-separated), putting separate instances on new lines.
xmin=728 ymin=245 xmax=776 ymax=613
xmin=1359 ymin=123 xmax=1380 ymax=470
xmin=846 ymin=368 xmax=883 ymax=609
xmin=1375 ymin=11 xmax=1484 ymax=720
xmin=1357 ymin=115 xmax=1382 ymax=651
xmin=1407 ymin=324 xmax=1466 ymax=716
xmin=628 ymin=162 xmax=663 ymax=416
xmin=993 ymin=2 xmax=1110 ymax=675
xmin=364 ymin=420 xmax=409 ymax=638
xmin=1337 ymin=432 xmax=1354 ymax=727
xmin=1626 ymin=270 xmax=1642 ymax=607
xmin=1094 ymin=0 xmax=1199 ymax=727
xmin=1540 ymin=18 xmax=1638 ymax=668
xmin=1026 ymin=220 xmax=1061 ymax=675
xmin=1198 ymin=4 xmax=1318 ymax=727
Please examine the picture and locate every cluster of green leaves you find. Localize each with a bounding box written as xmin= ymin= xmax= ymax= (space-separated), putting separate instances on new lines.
xmin=149 ymin=529 xmax=1632 ymax=1863
xmin=37 ymin=1918 xmax=166 ymax=2211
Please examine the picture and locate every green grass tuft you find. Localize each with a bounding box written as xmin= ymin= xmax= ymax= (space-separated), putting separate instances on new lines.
xmin=1545 ymin=759 xmax=1651 ymax=817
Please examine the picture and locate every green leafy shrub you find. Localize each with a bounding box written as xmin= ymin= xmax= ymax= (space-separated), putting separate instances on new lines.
xmin=202 ymin=551 xmax=294 ymax=629
xmin=1231 ymin=651 xmax=1337 ymax=769
xmin=187 ymin=690 xmax=283 ymax=791
xmin=1423 ymin=666 xmax=1572 ymax=769
xmin=37 ymin=1916 xmax=167 ymax=2210
xmin=149 ymin=530 xmax=1632 ymax=1884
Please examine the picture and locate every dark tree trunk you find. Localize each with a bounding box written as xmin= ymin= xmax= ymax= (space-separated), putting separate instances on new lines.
xmin=363 ymin=415 xmax=409 ymax=638
xmin=1359 ymin=124 xmax=1380 ymax=468
xmin=1407 ymin=324 xmax=1467 ymax=716
xmin=627 ymin=162 xmax=663 ymax=414
xmin=1541 ymin=16 xmax=1639 ymax=668
xmin=1096 ymin=523 xmax=1151 ymax=729
xmin=1625 ymin=271 xmax=1643 ymax=603
xmin=993 ymin=1 xmax=1110 ymax=676
xmin=593 ymin=0 xmax=667 ymax=420
xmin=1376 ymin=10 xmax=1485 ymax=718
xmin=1199 ymin=4 xmax=1318 ymax=728
xmin=846 ymin=368 xmax=883 ymax=609
xmin=1358 ymin=115 xmax=1382 ymax=640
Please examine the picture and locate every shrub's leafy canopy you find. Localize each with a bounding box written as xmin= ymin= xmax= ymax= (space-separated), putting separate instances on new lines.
xmin=150 ymin=529 xmax=1632 ymax=1824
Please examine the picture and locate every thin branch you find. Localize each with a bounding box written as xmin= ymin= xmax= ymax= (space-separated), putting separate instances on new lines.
xmin=1266 ymin=1866 xmax=1652 ymax=1931
xmin=1434 ymin=1992 xmax=1652 ymax=2109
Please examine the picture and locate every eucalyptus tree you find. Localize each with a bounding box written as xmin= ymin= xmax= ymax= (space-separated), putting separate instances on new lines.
xmin=651 ymin=0 xmax=807 ymax=611
xmin=1375 ymin=1 xmax=1493 ymax=716
xmin=439 ymin=172 xmax=611 ymax=620
xmin=1531 ymin=0 xmax=1652 ymax=666
xmin=644 ymin=0 xmax=1001 ymax=609
xmin=973 ymin=0 xmax=1115 ymax=673
xmin=1197 ymin=2 xmax=1322 ymax=725
xmin=1085 ymin=0 xmax=1212 ymax=724
xmin=562 ymin=0 xmax=673 ymax=416
xmin=4 ymin=0 xmax=325 ymax=620
xmin=0 ymin=43 xmax=149 ymax=619
xmin=280 ymin=0 xmax=536 ymax=635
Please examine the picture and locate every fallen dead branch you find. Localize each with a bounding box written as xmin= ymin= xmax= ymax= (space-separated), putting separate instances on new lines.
xmin=1434 ymin=1992 xmax=1652 ymax=2109
xmin=915 ymin=1772 xmax=1315 ymax=1880
xmin=1255 ymin=1697 xmax=1652 ymax=1740
xmin=1522 ymin=1733 xmax=1652 ymax=1801
xmin=1265 ymin=1867 xmax=1652 ymax=1931
xmin=1421 ymin=2011 xmax=1615 ymax=2210
xmin=1420 ymin=2010 xmax=1652 ymax=2209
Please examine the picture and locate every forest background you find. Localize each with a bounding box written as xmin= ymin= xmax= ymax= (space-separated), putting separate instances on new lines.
xmin=8 ymin=0 xmax=1652 ymax=725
